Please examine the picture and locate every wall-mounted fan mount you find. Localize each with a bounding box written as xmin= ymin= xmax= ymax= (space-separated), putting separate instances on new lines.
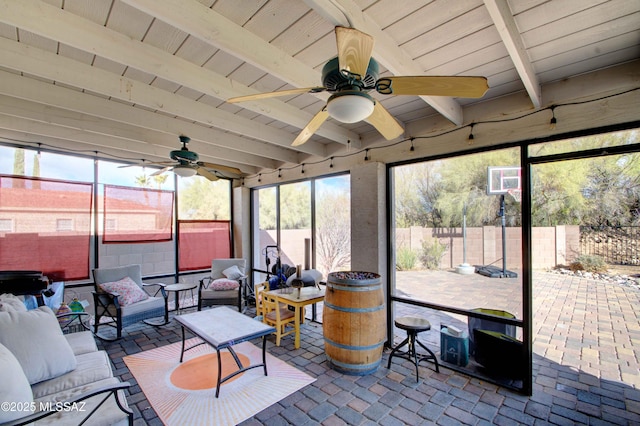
xmin=228 ymin=27 xmax=489 ymax=147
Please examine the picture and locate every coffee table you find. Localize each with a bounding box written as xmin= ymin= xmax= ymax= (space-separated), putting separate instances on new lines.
xmin=175 ymin=307 xmax=276 ymax=397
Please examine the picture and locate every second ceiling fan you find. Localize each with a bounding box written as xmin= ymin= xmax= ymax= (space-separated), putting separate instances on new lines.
xmin=228 ymin=26 xmax=489 ymax=147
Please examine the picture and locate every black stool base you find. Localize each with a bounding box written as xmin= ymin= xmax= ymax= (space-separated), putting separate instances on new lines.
xmin=387 ymin=325 xmax=440 ymax=382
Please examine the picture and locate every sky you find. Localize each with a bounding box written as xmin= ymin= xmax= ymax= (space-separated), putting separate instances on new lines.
xmin=0 ymin=146 xmax=175 ymax=190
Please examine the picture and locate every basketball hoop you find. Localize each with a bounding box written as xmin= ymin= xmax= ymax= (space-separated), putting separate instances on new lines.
xmin=507 ymin=189 xmax=521 ymax=203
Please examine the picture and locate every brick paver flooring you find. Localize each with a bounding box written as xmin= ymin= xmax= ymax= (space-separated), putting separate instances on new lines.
xmin=96 ymin=270 xmax=640 ymax=425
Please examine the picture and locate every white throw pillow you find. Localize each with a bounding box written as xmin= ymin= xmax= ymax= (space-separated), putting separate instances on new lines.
xmin=0 ymin=293 xmax=27 ymax=312
xmin=222 ymin=265 xmax=243 ymax=280
xmin=0 ymin=306 xmax=77 ymax=384
xmin=0 ymin=342 xmax=34 ymax=422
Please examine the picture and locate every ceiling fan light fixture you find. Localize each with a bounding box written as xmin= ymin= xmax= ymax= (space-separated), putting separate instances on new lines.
xmin=173 ymin=165 xmax=197 ymax=178
xmin=327 ymin=91 xmax=375 ymax=123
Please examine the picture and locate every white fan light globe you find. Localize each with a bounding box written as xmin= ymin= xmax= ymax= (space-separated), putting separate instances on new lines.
xmin=327 ymin=93 xmax=375 ymax=123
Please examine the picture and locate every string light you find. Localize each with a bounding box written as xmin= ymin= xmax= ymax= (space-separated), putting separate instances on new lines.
xmin=364 ymin=149 xmax=369 ymax=161
xmin=278 ymin=168 xmax=281 ymax=178
xmin=329 ymin=157 xmax=334 ymax=168
xmin=409 ymin=138 xmax=415 ymax=152
xmin=468 ymin=123 xmax=475 ymax=142
xmin=301 ymin=163 xmax=305 ymax=174
xmin=258 ymin=173 xmax=261 ymax=183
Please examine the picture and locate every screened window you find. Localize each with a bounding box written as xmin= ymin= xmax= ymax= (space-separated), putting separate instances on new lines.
xmin=315 ymin=175 xmax=351 ymax=276
xmin=390 ymin=147 xmax=523 ymax=314
xmin=251 ymin=174 xmax=351 ymax=284
xmin=0 ymin=175 xmax=93 ymax=281
xmin=102 ymin=185 xmax=174 ymax=243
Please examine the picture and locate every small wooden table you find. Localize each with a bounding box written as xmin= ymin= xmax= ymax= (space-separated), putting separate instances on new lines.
xmin=264 ymin=286 xmax=325 ymax=349
xmin=176 ymin=307 xmax=276 ymax=397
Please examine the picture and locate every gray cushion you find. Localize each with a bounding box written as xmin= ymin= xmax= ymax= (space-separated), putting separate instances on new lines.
xmin=0 ymin=342 xmax=34 ymax=422
xmin=0 ymin=306 xmax=77 ymax=384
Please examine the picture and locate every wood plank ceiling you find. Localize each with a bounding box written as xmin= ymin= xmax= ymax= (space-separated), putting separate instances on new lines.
xmin=0 ymin=0 xmax=638 ymax=179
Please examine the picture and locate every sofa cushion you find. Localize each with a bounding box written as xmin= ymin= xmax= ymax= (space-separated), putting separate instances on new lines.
xmin=0 ymin=306 xmax=77 ymax=384
xmin=0 ymin=342 xmax=34 ymax=422
xmin=0 ymin=293 xmax=27 ymax=312
xmin=34 ymin=377 xmax=131 ymax=426
xmin=31 ymin=350 xmax=113 ymax=399
xmin=64 ymin=331 xmax=98 ymax=356
xmin=98 ymin=276 xmax=149 ymax=306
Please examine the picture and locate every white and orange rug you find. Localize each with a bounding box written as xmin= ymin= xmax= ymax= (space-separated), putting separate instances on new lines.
xmin=124 ymin=338 xmax=315 ymax=425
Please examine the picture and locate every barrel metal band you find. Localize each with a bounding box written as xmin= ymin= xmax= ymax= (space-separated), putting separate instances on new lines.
xmin=326 ymin=283 xmax=378 ymax=292
xmin=323 ymin=336 xmax=385 ymax=351
xmin=324 ymin=301 xmax=383 ymax=313
xmin=326 ymin=355 xmax=382 ymax=371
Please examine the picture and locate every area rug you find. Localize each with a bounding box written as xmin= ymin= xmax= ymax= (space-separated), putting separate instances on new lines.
xmin=124 ymin=338 xmax=315 ymax=425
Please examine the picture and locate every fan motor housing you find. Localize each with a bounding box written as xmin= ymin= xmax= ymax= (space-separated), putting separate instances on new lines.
xmin=170 ymin=148 xmax=198 ymax=163
xmin=322 ymin=57 xmax=379 ymax=91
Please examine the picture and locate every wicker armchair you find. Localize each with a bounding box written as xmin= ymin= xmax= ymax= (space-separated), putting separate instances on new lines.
xmin=92 ymin=264 xmax=168 ymax=340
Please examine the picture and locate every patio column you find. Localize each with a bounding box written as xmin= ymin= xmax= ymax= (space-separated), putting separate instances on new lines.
xmin=350 ymin=161 xmax=387 ymax=284
xmin=233 ymin=185 xmax=250 ymax=259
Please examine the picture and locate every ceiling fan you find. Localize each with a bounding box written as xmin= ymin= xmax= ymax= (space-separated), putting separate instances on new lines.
xmin=146 ymin=136 xmax=242 ymax=181
xmin=228 ymin=26 xmax=489 ymax=147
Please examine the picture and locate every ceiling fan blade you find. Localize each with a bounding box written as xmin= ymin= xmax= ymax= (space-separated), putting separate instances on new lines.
xmin=118 ymin=161 xmax=175 ymax=169
xmin=197 ymin=162 xmax=242 ymax=175
xmin=150 ymin=166 xmax=173 ymax=176
xmin=379 ymin=76 xmax=489 ymax=98
xmin=292 ymin=108 xmax=330 ymax=147
xmin=227 ymin=87 xmax=326 ymax=103
xmin=195 ymin=167 xmax=219 ymax=181
xmin=335 ymin=26 xmax=374 ymax=78
xmin=365 ymin=102 xmax=404 ymax=140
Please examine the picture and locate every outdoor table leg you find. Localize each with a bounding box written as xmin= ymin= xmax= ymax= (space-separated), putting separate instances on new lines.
xmin=179 ymin=326 xmax=186 ymax=362
xmin=262 ymin=335 xmax=268 ymax=376
xmin=216 ymin=348 xmax=222 ymax=398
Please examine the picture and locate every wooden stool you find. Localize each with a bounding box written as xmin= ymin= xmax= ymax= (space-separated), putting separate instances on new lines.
xmin=387 ymin=316 xmax=440 ymax=381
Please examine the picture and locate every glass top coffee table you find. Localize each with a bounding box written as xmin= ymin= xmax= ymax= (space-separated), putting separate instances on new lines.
xmin=175 ymin=306 xmax=276 ymax=397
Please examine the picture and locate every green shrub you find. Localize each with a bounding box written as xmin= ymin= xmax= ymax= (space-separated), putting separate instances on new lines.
xmin=419 ymin=238 xmax=448 ymax=270
xmin=396 ymin=247 xmax=417 ymax=270
xmin=569 ymin=255 xmax=608 ymax=273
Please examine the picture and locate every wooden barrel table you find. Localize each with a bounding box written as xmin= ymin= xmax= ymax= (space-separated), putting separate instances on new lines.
xmin=323 ymin=271 xmax=385 ymax=375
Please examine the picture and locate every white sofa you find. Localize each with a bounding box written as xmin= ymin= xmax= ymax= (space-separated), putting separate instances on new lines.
xmin=0 ymin=295 xmax=132 ymax=426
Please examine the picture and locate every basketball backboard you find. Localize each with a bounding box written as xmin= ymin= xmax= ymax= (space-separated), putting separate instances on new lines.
xmin=487 ymin=166 xmax=521 ymax=195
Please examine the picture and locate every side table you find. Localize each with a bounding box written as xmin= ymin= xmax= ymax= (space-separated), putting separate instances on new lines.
xmin=57 ymin=311 xmax=92 ymax=334
xmin=164 ymin=283 xmax=198 ymax=315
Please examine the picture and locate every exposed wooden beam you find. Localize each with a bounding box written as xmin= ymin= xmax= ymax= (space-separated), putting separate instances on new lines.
xmin=123 ymin=0 xmax=322 ymax=89
xmin=0 ymin=70 xmax=293 ymax=168
xmin=484 ymin=0 xmax=542 ymax=107
xmin=0 ymin=96 xmax=266 ymax=173
xmin=0 ymin=0 xmax=357 ymax=146
xmin=0 ymin=36 xmax=324 ymax=159
xmin=304 ymin=0 xmax=466 ymax=125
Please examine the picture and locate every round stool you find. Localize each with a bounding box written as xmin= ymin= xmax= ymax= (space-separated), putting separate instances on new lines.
xmin=387 ymin=316 xmax=440 ymax=381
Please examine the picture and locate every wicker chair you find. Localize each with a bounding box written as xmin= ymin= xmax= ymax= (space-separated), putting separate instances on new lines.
xmin=92 ymin=264 xmax=168 ymax=340
xmin=197 ymin=258 xmax=246 ymax=311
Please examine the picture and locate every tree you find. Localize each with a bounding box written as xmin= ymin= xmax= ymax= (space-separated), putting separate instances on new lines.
xmin=279 ymin=183 xmax=310 ymax=229
xmin=13 ymin=148 xmax=25 ymax=176
xmin=178 ymin=178 xmax=230 ymax=220
xmin=316 ymin=191 xmax=350 ymax=275
xmin=134 ymin=174 xmax=152 ymax=188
